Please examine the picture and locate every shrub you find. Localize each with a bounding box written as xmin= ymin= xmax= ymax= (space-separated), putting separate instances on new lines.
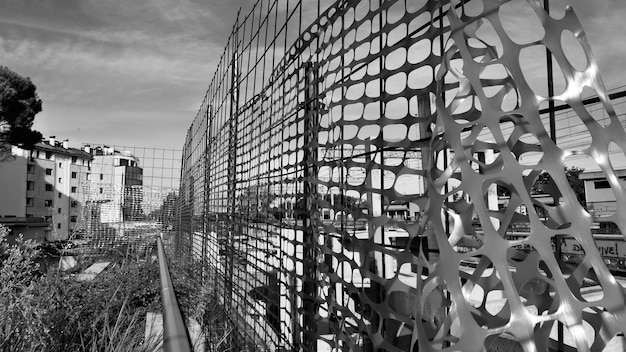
xmin=0 ymin=225 xmax=48 ymax=352
xmin=0 ymin=225 xmax=164 ymax=351
xmin=0 ymin=225 xmax=223 ymax=351
xmin=37 ymin=262 xmax=163 ymax=351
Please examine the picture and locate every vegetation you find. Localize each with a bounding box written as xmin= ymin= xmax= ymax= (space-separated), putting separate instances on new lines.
xmin=0 ymin=225 xmax=218 ymax=352
xmin=0 ymin=227 xmax=48 ymax=350
xmin=0 ymin=225 xmax=158 ymax=351
xmin=564 ymin=166 xmax=585 ymax=206
xmin=534 ymin=166 xmax=586 ymax=206
xmin=0 ymin=66 xmax=43 ymax=155
xmin=497 ymin=166 xmax=586 ymax=207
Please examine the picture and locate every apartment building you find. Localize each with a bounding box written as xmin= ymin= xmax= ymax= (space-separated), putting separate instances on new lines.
xmin=0 ymin=137 xmax=93 ymax=240
xmin=85 ymin=145 xmax=144 ymax=223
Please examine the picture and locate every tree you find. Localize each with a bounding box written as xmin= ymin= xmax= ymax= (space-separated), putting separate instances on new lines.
xmin=496 ymin=166 xmax=586 ymax=207
xmin=564 ymin=166 xmax=586 ymax=206
xmin=0 ymin=66 xmax=43 ymax=153
xmin=534 ymin=166 xmax=586 ymax=207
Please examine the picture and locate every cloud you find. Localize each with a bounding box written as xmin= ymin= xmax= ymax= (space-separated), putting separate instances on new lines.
xmin=568 ymin=0 xmax=626 ymax=91
xmin=1 ymin=36 xmax=209 ymax=101
xmin=1 ymin=0 xmax=625 ymax=152
xmin=0 ymin=6 xmax=218 ymax=149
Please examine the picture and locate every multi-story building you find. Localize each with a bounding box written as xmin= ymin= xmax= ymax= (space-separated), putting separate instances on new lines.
xmin=579 ymin=169 xmax=626 ymax=233
xmin=86 ymin=146 xmax=144 ymax=223
xmin=0 ymin=137 xmax=93 ymax=240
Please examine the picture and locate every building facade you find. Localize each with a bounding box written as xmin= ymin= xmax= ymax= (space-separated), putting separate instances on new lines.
xmin=579 ymin=169 xmax=626 ymax=233
xmin=0 ymin=137 xmax=93 ymax=240
xmin=85 ymin=146 xmax=144 ymax=223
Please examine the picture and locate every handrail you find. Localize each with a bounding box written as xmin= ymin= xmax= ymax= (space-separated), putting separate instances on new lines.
xmin=157 ymin=237 xmax=192 ymax=352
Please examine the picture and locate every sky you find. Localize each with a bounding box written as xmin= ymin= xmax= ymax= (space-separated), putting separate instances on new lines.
xmin=0 ymin=0 xmax=625 ymax=152
xmin=0 ymin=0 xmax=256 ymax=150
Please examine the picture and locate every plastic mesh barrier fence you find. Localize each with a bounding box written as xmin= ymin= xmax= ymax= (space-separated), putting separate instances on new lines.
xmin=177 ymin=0 xmax=626 ymax=351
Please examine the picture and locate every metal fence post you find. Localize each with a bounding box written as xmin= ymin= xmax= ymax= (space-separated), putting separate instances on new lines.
xmin=302 ymin=61 xmax=319 ymax=351
xmin=226 ymin=30 xmax=240 ymax=316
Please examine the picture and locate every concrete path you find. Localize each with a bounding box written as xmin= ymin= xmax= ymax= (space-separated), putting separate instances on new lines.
xmin=58 ymin=256 xmax=77 ymax=271
xmin=144 ymin=312 xmax=205 ymax=352
xmin=76 ymin=261 xmax=111 ymax=281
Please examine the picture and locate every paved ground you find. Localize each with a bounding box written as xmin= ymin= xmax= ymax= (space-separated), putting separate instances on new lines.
xmin=144 ymin=312 xmax=205 ymax=352
xmin=75 ymin=261 xmax=111 ymax=281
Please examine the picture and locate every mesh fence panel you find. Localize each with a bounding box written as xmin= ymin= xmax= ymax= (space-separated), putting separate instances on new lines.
xmin=70 ymin=145 xmax=180 ymax=259
xmin=178 ymin=0 xmax=626 ymax=351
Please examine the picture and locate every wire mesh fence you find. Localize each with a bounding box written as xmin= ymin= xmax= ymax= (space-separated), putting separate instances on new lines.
xmin=66 ymin=144 xmax=181 ymax=260
xmin=177 ymin=0 xmax=626 ymax=351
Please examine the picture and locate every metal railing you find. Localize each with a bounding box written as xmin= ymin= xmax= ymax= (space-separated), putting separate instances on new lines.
xmin=157 ymin=237 xmax=191 ymax=352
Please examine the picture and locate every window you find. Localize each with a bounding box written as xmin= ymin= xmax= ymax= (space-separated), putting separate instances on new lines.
xmin=44 ymin=199 xmax=53 ymax=207
xmin=71 ymin=172 xmax=77 ymax=179
xmin=58 ymin=177 xmax=63 ymax=184
xmin=57 ymin=223 xmax=61 ymax=229
xmin=70 ymin=216 xmax=77 ymax=223
xmin=595 ymin=181 xmax=611 ymax=189
xmin=86 ymin=173 xmax=91 ymax=181
xmin=27 ymin=164 xmax=35 ymax=174
xmin=71 ymin=201 xmax=77 ymax=208
xmin=45 ymin=151 xmax=52 ymax=159
xmin=119 ymin=159 xmax=129 ymax=166
xmin=71 ymin=186 xmax=77 ymax=193
xmin=58 ymin=162 xmax=63 ymax=168
xmin=100 ymin=174 xmax=104 ymax=180
xmin=45 ymin=183 xmax=53 ymax=191
xmin=26 ymin=198 xmax=34 ymax=207
xmin=99 ymin=188 xmax=103 ymax=194
xmin=57 ymin=208 xmax=62 ymax=214
xmin=45 ymin=168 xmax=53 ymax=175
xmin=58 ymin=192 xmax=62 ymax=199
xmin=72 ymin=156 xmax=78 ymax=164
xmin=27 ymin=181 xmax=34 ymax=191
xmin=44 ymin=216 xmax=52 ymax=223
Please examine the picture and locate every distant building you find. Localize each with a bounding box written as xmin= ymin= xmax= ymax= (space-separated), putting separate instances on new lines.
xmin=0 ymin=137 xmax=92 ymax=240
xmin=84 ymin=145 xmax=144 ymax=223
xmin=580 ymin=169 xmax=626 ymax=232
